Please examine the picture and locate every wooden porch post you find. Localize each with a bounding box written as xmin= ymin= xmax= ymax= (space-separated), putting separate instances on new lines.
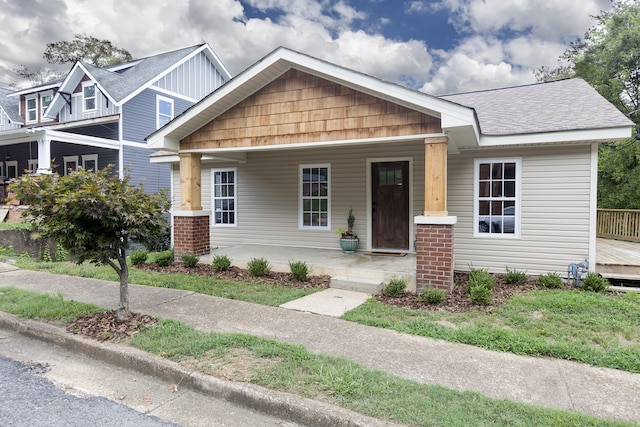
xmin=179 ymin=152 xmax=202 ymax=211
xmin=415 ymin=136 xmax=456 ymax=293
xmin=174 ymin=152 xmax=209 ymax=257
xmin=423 ymin=136 xmax=448 ymax=216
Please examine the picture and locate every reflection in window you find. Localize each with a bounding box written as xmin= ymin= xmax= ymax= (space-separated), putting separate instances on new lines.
xmin=476 ymin=160 xmax=519 ymax=235
xmin=301 ymin=165 xmax=330 ymax=228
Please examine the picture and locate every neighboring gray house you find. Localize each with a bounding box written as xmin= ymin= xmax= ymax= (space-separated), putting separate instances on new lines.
xmin=147 ymin=47 xmax=633 ymax=292
xmin=0 ymin=44 xmax=231 ymax=194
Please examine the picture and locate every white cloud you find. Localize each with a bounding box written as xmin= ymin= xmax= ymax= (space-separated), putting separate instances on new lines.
xmin=0 ymin=0 xmax=614 ymax=93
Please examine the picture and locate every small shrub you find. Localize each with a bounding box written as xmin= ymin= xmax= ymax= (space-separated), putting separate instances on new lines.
xmin=385 ymin=277 xmax=408 ymax=298
xmin=469 ymin=284 xmax=493 ymax=305
xmin=154 ymin=250 xmax=174 ymax=267
xmin=247 ymin=257 xmax=271 ymax=277
xmin=212 ymin=254 xmax=232 ymax=271
xmin=504 ymin=267 xmax=529 ymax=285
xmin=581 ymin=272 xmax=609 ymax=293
xmin=289 ymin=260 xmax=309 ymax=282
xmin=468 ymin=267 xmax=495 ymax=291
xmin=537 ymin=272 xmax=563 ymax=289
xmin=130 ymin=249 xmax=148 ymax=266
xmin=421 ymin=287 xmax=446 ymax=304
xmin=181 ymin=253 xmax=200 ymax=268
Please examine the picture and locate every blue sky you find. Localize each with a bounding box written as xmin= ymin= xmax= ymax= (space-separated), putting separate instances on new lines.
xmin=0 ymin=0 xmax=613 ymax=94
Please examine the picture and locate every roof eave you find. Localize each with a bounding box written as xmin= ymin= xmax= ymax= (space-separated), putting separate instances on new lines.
xmin=477 ymin=126 xmax=633 ymax=148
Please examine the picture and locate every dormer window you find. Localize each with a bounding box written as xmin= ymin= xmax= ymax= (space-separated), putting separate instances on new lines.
xmin=26 ymin=95 xmax=37 ymax=123
xmin=83 ymin=82 xmax=96 ymax=111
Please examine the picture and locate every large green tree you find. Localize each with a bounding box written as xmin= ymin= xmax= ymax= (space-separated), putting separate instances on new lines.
xmin=10 ymin=167 xmax=170 ymax=319
xmin=537 ymin=0 xmax=640 ymax=208
xmin=15 ymin=34 xmax=133 ymax=85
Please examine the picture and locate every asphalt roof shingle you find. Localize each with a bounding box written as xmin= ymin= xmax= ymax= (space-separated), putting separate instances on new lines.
xmin=439 ymin=78 xmax=634 ymax=135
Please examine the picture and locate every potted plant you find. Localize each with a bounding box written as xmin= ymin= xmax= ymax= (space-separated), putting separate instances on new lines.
xmin=337 ymin=208 xmax=359 ymax=253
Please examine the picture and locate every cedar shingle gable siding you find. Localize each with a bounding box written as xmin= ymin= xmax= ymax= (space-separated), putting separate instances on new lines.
xmin=181 ymin=69 xmax=441 ymax=150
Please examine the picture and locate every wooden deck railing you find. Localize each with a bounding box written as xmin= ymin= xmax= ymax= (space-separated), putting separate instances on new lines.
xmin=597 ymin=209 xmax=640 ymax=242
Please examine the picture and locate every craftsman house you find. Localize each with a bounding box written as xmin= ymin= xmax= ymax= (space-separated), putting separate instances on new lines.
xmin=0 ymin=44 xmax=231 ymax=194
xmin=147 ymin=47 xmax=633 ymax=291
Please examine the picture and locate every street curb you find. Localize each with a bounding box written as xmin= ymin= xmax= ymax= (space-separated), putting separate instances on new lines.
xmin=0 ymin=312 xmax=399 ymax=427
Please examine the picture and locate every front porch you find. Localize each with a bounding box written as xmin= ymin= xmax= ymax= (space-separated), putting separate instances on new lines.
xmin=200 ymin=244 xmax=417 ymax=292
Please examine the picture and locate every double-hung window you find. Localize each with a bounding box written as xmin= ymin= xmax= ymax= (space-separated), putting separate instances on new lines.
xmin=300 ymin=164 xmax=330 ymax=229
xmin=82 ymin=154 xmax=98 ymax=171
xmin=26 ymin=96 xmax=37 ymax=123
xmin=212 ymin=169 xmax=236 ymax=226
xmin=40 ymin=92 xmax=53 ymax=121
xmin=83 ymin=82 xmax=96 ymax=111
xmin=157 ymin=96 xmax=174 ymax=128
xmin=475 ymin=159 xmax=520 ymax=236
xmin=64 ymin=156 xmax=79 ymax=175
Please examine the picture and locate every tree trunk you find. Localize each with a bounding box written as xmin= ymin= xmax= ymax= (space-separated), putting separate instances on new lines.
xmin=116 ymin=251 xmax=129 ymax=321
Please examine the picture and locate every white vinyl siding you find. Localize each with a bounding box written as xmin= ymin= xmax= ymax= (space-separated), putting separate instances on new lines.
xmin=449 ymin=144 xmax=593 ymax=276
xmin=184 ymin=140 xmax=425 ymax=251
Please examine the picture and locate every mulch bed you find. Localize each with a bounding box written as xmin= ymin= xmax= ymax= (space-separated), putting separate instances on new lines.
xmin=136 ymin=263 xmax=332 ymax=289
xmin=66 ymin=310 xmax=158 ymax=342
xmin=65 ymin=263 xmax=573 ymax=341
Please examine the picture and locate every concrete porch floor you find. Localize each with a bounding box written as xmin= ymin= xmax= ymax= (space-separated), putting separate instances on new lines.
xmin=200 ymin=244 xmax=417 ymax=290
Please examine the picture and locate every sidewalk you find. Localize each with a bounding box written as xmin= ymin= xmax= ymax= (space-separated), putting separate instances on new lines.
xmin=0 ymin=263 xmax=639 ymax=425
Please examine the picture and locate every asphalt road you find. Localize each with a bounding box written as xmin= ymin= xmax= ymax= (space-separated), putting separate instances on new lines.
xmin=0 ymin=327 xmax=300 ymax=427
xmin=0 ymin=356 xmax=178 ymax=427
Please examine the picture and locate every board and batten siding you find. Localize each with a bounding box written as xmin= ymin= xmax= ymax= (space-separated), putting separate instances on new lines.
xmin=173 ymin=140 xmax=425 ymax=251
xmin=153 ymin=51 xmax=228 ymax=101
xmin=58 ymin=93 xmax=119 ymax=123
xmin=448 ymin=144 xmax=594 ymax=276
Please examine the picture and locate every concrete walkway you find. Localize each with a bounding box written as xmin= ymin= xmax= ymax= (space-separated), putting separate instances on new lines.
xmin=0 ymin=263 xmax=639 ymax=425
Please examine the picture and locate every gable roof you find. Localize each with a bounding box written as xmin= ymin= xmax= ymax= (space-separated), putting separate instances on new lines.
xmin=147 ymin=47 xmax=479 ymax=153
xmin=0 ymin=87 xmax=23 ymax=124
xmin=148 ymin=47 xmax=634 ymax=154
xmin=440 ymin=79 xmax=634 ymax=137
xmin=46 ymin=44 xmax=232 ymax=117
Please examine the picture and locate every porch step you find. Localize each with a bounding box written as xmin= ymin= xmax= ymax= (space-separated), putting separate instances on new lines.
xmin=330 ymin=275 xmax=384 ymax=294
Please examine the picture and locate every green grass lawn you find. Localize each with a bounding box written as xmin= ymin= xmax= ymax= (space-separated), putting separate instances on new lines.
xmin=0 ymin=286 xmax=633 ymax=427
xmin=6 ymin=255 xmax=640 ymax=374
xmin=11 ymin=258 xmax=320 ymax=307
xmin=343 ymin=289 xmax=640 ymax=373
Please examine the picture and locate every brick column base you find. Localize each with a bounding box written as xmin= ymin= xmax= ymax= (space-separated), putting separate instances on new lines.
xmin=415 ymin=219 xmax=456 ymax=293
xmin=173 ymin=214 xmax=210 ymax=257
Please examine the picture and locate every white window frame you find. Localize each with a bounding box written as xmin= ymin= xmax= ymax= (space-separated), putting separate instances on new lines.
xmin=27 ymin=159 xmax=38 ymax=174
xmin=299 ymin=164 xmax=331 ymax=230
xmin=156 ymin=95 xmax=174 ymax=129
xmin=0 ymin=162 xmax=5 ymax=178
xmin=211 ymin=168 xmax=237 ymax=227
xmin=5 ymin=160 xmax=18 ymax=179
xmin=82 ymin=82 xmax=97 ymax=112
xmin=474 ymin=158 xmax=521 ymax=238
xmin=63 ymin=156 xmax=79 ymax=175
xmin=82 ymin=154 xmax=98 ymax=172
xmin=25 ymin=95 xmax=38 ymax=123
xmin=40 ymin=91 xmax=53 ymax=122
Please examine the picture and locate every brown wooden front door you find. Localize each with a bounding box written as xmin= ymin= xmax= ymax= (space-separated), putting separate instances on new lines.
xmin=372 ymin=161 xmax=410 ymax=250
